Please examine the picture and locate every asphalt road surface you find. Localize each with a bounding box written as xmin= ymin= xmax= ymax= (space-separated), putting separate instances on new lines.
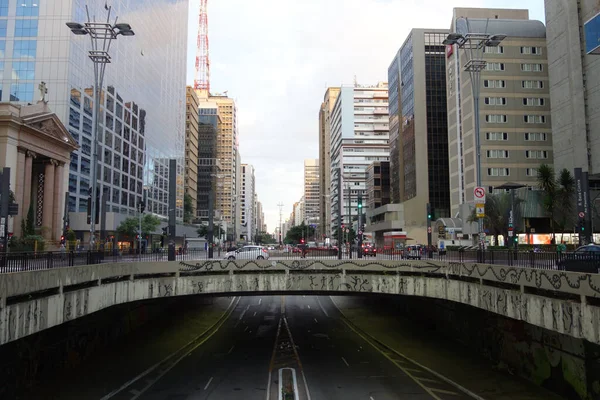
xmin=134 ymin=295 xmax=473 ymax=400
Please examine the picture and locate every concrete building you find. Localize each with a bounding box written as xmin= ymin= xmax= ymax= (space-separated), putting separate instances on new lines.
xmin=294 ymin=198 xmax=305 ymax=227
xmin=387 ymin=29 xmax=451 ymax=244
xmin=241 ymin=164 xmax=255 ymax=243
xmin=387 ymin=56 xmax=401 ymax=204
xmin=330 ymin=83 xmax=389 ymax=234
xmin=304 ymin=159 xmax=320 ymax=230
xmin=197 ymin=97 xmax=220 ymax=225
xmin=235 ymin=150 xmax=242 ymax=241
xmin=544 ymin=1 xmax=600 ymax=182
xmin=184 ymin=87 xmax=200 ymax=222
xmin=318 ymin=88 xmax=340 ymax=238
xmin=0 ymin=102 xmax=78 ymax=240
xmin=366 ymin=161 xmax=390 ymax=210
xmin=211 ymin=94 xmax=240 ymax=242
xmin=255 ymin=200 xmax=264 ymax=234
xmin=5 ymin=1 xmax=188 ymax=241
xmin=447 ymin=8 xmax=553 ymax=216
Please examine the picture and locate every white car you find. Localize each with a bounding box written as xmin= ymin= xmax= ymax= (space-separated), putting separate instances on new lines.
xmin=224 ymin=245 xmax=270 ymax=260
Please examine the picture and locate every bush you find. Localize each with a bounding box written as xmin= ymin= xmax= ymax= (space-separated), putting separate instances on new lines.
xmin=9 ymin=235 xmax=45 ymax=252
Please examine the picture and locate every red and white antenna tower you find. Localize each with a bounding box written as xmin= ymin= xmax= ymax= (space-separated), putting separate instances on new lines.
xmin=194 ymin=0 xmax=210 ymax=92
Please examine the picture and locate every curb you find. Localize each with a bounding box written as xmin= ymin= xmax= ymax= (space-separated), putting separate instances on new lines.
xmin=329 ymin=296 xmax=486 ymax=400
xmin=100 ymin=296 xmax=240 ymax=400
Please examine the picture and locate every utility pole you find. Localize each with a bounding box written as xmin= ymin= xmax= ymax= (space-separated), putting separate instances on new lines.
xmin=347 ymin=183 xmax=352 ymax=259
xmin=277 ymin=202 xmax=284 ymax=245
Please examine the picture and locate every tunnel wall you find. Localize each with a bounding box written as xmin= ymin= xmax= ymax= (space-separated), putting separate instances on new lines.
xmin=390 ymin=296 xmax=600 ymax=400
xmin=0 ymin=296 xmax=180 ymax=399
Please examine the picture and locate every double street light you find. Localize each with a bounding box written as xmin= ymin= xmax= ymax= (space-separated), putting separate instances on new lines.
xmin=443 ymin=23 xmax=506 ymax=250
xmin=67 ymin=5 xmax=134 ymax=249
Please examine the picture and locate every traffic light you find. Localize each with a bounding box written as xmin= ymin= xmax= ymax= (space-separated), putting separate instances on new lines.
xmin=60 ymin=235 xmax=65 ymax=245
xmin=514 ymin=236 xmax=518 ymax=243
xmin=357 ymin=193 xmax=363 ymax=210
xmin=138 ymin=200 xmax=146 ymax=213
xmin=426 ymin=203 xmax=432 ymax=220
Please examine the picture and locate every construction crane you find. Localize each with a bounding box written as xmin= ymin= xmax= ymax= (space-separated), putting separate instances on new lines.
xmin=194 ymin=0 xmax=210 ymax=92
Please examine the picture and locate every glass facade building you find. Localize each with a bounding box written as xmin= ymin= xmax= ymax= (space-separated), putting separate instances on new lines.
xmin=1 ymin=0 xmax=188 ymax=227
xmin=198 ymin=103 xmax=219 ymax=224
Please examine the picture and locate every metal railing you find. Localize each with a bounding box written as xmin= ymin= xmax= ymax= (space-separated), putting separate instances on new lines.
xmin=0 ymin=248 xmax=598 ymax=274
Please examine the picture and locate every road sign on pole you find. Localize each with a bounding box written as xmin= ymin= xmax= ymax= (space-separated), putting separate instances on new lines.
xmin=476 ymin=203 xmax=485 ymax=218
xmin=474 ymin=186 xmax=486 ymax=203
xmin=427 ymin=226 xmax=432 ymax=234
xmin=579 ymin=211 xmax=585 ymax=218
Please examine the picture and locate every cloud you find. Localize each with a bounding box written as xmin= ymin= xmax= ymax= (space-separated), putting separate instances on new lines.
xmin=187 ymin=0 xmax=545 ymax=232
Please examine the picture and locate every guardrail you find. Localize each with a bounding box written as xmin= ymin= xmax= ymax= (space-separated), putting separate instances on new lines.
xmin=0 ymin=248 xmax=598 ymax=274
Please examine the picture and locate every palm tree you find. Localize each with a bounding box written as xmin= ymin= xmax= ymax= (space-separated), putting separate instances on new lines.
xmin=537 ymin=164 xmax=556 ymax=242
xmin=468 ymin=193 xmax=514 ymax=245
xmin=554 ymin=168 xmax=575 ymax=243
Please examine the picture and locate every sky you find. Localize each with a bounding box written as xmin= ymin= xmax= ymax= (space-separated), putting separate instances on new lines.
xmin=185 ymin=0 xmax=545 ymax=233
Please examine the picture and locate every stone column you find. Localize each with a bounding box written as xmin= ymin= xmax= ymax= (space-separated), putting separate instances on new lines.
xmin=42 ymin=159 xmax=57 ymax=240
xmin=14 ymin=148 xmax=27 ymax=237
xmin=53 ymin=162 xmax=65 ymax=241
xmin=23 ymin=151 xmax=36 ymax=220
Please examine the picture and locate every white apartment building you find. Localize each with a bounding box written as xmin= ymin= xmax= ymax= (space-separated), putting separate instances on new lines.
xmin=330 ymin=83 xmax=390 ymax=233
xmin=241 ymin=164 xmax=255 ymax=242
xmin=294 ymin=197 xmax=305 ymax=227
xmin=304 ymin=159 xmax=320 ymax=229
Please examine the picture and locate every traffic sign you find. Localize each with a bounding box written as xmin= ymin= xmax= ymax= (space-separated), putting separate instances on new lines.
xmin=508 ymin=230 xmax=513 ymax=237
xmin=476 ymin=203 xmax=485 ymax=218
xmin=427 ymin=226 xmax=432 ymax=234
xmin=358 ymin=230 xmax=363 ymax=235
xmin=474 ymin=186 xmax=486 ymax=203
xmin=579 ymin=212 xmax=585 ymax=218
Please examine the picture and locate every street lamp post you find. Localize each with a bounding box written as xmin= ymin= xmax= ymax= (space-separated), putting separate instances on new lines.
xmin=67 ymin=6 xmax=134 ymax=250
xmin=443 ymin=25 xmax=506 ymax=250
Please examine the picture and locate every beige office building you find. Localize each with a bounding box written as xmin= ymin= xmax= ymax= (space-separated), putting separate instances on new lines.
xmin=211 ymin=94 xmax=240 ymax=241
xmin=318 ymin=87 xmax=340 ymax=238
xmin=304 ymin=159 xmax=320 ymax=228
xmin=446 ymin=8 xmax=553 ymax=216
xmin=184 ymin=87 xmax=200 ymax=222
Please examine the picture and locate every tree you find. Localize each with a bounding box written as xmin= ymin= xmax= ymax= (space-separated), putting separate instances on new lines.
xmin=24 ymin=203 xmax=35 ymax=236
xmin=537 ymin=164 xmax=557 ymax=242
xmin=332 ymin=225 xmax=356 ymax=244
xmin=116 ymin=214 xmax=161 ymax=239
xmin=284 ymin=222 xmax=315 ymax=244
xmin=183 ymin=193 xmax=194 ymax=224
xmin=255 ymin=231 xmax=275 ymax=244
xmin=467 ymin=192 xmax=521 ymax=246
xmin=197 ymin=224 xmax=224 ymax=238
xmin=554 ymin=168 xmax=575 ymax=242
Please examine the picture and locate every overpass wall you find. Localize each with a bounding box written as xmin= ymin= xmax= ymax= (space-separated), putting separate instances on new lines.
xmin=1 ymin=259 xmax=599 ymax=347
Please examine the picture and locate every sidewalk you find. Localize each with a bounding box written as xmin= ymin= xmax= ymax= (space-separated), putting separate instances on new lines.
xmin=331 ymin=296 xmax=562 ymax=400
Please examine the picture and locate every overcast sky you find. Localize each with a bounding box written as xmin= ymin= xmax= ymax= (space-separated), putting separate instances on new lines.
xmin=185 ymin=0 xmax=545 ymax=233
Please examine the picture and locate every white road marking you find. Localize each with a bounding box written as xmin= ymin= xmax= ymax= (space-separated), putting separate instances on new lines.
xmin=203 ymin=377 xmax=213 ymax=390
xmin=314 ymin=318 xmax=318 ymax=323
xmin=228 ymin=345 xmax=235 ymax=354
xmin=316 ymin=297 xmax=330 ymax=317
xmin=307 ymin=304 xmax=311 ymax=309
xmin=234 ymin=304 xmax=250 ymax=327
xmin=341 ymin=357 xmax=350 ymax=367
xmin=370 ymin=396 xmax=375 ymax=400
xmin=253 ymin=311 xmax=257 ymax=316
xmin=258 ymin=298 xmax=262 ymax=305
xmin=129 ymin=389 xmax=140 ymax=395
xmin=244 ymin=326 xmax=249 ymax=332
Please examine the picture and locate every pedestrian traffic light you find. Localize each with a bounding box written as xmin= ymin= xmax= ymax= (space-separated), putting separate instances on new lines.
xmin=357 ymin=194 xmax=363 ymax=210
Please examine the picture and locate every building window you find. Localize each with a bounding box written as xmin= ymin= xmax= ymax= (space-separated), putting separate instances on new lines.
xmin=522 ymin=80 xmax=544 ymax=89
xmin=12 ymin=61 xmax=35 ymax=80
xmin=525 ymin=150 xmax=548 ymax=159
xmin=13 ymin=40 xmax=37 ymax=59
xmin=521 ymin=46 xmax=542 ymax=55
xmin=0 ymin=0 xmax=8 ymax=16
xmin=0 ymin=20 xmax=7 ymax=37
xmin=15 ymin=19 xmax=38 ymax=37
xmin=488 ymin=168 xmax=509 ymax=176
xmin=484 ymin=97 xmax=507 ymax=105
xmin=483 ymin=79 xmax=506 ymax=88
xmin=486 ymin=150 xmax=509 ymax=158
xmin=524 ymin=115 xmax=546 ymax=123
xmin=523 ymin=97 xmax=545 ymax=106
xmin=521 ymin=63 xmax=544 ymax=72
xmin=485 ymin=62 xmax=505 ymax=71
xmin=486 ymin=132 xmax=508 ymax=141
xmin=484 ymin=46 xmax=504 ymax=54
xmin=526 ymin=168 xmax=538 ymax=176
xmin=10 ymin=83 xmax=34 ymax=102
xmin=485 ymin=114 xmax=507 ymax=123
xmin=524 ymin=132 xmax=547 ymax=141
xmin=16 ymin=0 xmax=39 ymax=16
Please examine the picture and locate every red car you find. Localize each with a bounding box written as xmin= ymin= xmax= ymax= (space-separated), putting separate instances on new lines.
xmin=363 ymin=245 xmax=377 ymax=257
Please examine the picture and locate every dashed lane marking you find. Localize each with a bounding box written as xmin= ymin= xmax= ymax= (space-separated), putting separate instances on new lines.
xmin=203 ymin=377 xmax=213 ymax=391
xmin=341 ymin=357 xmax=350 ymax=367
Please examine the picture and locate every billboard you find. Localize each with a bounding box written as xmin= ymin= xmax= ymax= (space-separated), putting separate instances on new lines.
xmin=585 ymin=12 xmax=600 ymax=55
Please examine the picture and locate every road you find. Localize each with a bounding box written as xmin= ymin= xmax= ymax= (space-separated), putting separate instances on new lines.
xmin=130 ymin=295 xmax=473 ymax=400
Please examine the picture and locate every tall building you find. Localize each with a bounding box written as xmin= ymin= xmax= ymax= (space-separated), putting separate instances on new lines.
xmin=366 ymin=161 xmax=391 ymax=209
xmin=241 ymin=164 xmax=255 ymax=242
xmin=388 ymin=29 xmax=451 ymax=243
xmin=387 ymin=56 xmax=401 ymax=204
xmin=235 ymin=150 xmax=242 ymax=240
xmin=329 ymin=83 xmax=389 ymax=233
xmin=185 ymin=87 xmax=200 ymax=222
xmin=544 ymin=1 xmax=600 ymax=181
xmin=304 ymin=159 xmax=320 ymax=229
xmin=3 ymin=1 xmax=188 ymax=240
xmin=318 ymin=87 xmax=340 ymax=238
xmin=197 ymin=97 xmax=220 ymax=224
xmin=294 ymin=198 xmax=305 ymax=227
xmin=211 ymin=94 xmax=240 ymax=242
xmin=255 ymin=200 xmax=264 ymax=234
xmin=446 ymin=8 xmax=553 ymax=215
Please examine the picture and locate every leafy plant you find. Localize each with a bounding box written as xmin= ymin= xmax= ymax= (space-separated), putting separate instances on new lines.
xmin=184 ymin=193 xmax=194 ymax=223
xmin=116 ymin=214 xmax=161 ymax=238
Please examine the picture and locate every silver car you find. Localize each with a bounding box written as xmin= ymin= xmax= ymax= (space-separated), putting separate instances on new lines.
xmin=224 ymin=245 xmax=270 ymax=260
